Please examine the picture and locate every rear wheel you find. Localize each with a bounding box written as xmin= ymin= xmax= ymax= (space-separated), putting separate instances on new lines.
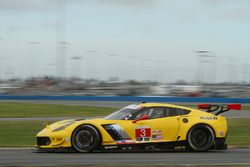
xmin=187 ymin=125 xmax=215 ymax=151
xmin=71 ymin=125 xmax=101 ymax=152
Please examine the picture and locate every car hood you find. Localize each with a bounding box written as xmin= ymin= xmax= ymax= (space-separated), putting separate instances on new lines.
xmin=44 ymin=117 xmax=103 ymax=131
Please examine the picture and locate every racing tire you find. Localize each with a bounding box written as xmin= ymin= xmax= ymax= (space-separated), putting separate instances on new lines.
xmin=71 ymin=125 xmax=101 ymax=153
xmin=187 ymin=124 xmax=215 ymax=152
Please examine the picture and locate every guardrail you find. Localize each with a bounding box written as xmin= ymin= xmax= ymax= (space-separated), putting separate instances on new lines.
xmin=0 ymin=95 xmax=250 ymax=103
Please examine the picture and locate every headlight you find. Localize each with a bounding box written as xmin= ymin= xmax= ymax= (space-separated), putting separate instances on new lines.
xmin=52 ymin=122 xmax=75 ymax=132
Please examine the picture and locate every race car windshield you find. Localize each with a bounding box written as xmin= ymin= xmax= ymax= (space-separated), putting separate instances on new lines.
xmin=105 ymin=106 xmax=140 ymax=120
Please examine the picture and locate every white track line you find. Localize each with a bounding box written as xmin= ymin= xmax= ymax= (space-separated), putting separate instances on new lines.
xmin=0 ymin=147 xmax=34 ymax=150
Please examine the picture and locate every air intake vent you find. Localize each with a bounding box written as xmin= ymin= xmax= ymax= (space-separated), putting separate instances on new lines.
xmin=37 ymin=137 xmax=51 ymax=146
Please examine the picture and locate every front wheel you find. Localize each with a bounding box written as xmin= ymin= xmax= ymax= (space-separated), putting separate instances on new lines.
xmin=71 ymin=125 xmax=101 ymax=152
xmin=187 ymin=125 xmax=215 ymax=152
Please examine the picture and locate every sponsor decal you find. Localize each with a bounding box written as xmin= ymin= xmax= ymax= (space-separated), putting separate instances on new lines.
xmin=200 ymin=116 xmax=218 ymax=120
xmin=151 ymin=130 xmax=163 ymax=141
xmin=135 ymin=126 xmax=151 ymax=142
xmin=104 ymin=145 xmax=118 ymax=149
xmin=116 ymin=140 xmax=135 ymax=144
xmin=136 ymin=137 xmax=150 ymax=142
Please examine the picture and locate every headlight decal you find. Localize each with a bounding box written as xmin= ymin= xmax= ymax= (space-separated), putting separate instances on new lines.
xmin=52 ymin=121 xmax=75 ymax=132
xmin=52 ymin=125 xmax=67 ymax=132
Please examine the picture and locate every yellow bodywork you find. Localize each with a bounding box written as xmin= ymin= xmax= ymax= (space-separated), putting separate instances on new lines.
xmin=36 ymin=103 xmax=227 ymax=149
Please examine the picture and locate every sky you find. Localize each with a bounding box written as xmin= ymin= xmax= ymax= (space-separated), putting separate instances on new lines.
xmin=0 ymin=0 xmax=250 ymax=83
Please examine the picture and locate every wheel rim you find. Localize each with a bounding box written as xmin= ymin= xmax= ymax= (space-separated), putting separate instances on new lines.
xmin=75 ymin=130 xmax=94 ymax=150
xmin=189 ymin=127 xmax=214 ymax=151
xmin=191 ymin=130 xmax=209 ymax=147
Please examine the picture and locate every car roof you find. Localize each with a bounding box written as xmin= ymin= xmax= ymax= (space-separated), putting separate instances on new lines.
xmin=137 ymin=102 xmax=195 ymax=111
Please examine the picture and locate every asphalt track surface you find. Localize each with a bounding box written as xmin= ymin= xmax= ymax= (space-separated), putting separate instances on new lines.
xmin=0 ymin=148 xmax=250 ymax=166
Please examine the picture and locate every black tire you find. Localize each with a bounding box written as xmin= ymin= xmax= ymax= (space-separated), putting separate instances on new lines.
xmin=187 ymin=124 xmax=215 ymax=152
xmin=71 ymin=125 xmax=101 ymax=153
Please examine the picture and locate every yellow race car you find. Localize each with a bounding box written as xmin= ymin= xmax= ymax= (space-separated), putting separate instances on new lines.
xmin=36 ymin=102 xmax=241 ymax=152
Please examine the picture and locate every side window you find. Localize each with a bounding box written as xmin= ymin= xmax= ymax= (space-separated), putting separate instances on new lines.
xmin=133 ymin=108 xmax=149 ymax=120
xmin=134 ymin=107 xmax=165 ymax=120
xmin=164 ymin=107 xmax=191 ymax=117
xmin=150 ymin=107 xmax=165 ymax=119
xmin=165 ymin=107 xmax=179 ymax=117
xmin=178 ymin=109 xmax=191 ymax=115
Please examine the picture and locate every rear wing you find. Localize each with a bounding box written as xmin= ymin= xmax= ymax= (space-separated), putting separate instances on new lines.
xmin=197 ymin=104 xmax=241 ymax=115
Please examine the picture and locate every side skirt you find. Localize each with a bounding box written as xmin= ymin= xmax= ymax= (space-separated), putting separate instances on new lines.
xmin=101 ymin=141 xmax=187 ymax=151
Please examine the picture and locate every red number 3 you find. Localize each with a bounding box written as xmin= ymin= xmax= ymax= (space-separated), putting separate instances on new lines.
xmin=136 ymin=128 xmax=151 ymax=138
xmin=140 ymin=129 xmax=146 ymax=137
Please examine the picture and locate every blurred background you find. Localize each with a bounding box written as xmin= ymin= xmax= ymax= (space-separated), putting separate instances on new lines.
xmin=0 ymin=0 xmax=250 ymax=97
xmin=1 ymin=2 xmax=250 ymax=163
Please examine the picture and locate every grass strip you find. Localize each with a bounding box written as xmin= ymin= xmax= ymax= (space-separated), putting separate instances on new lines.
xmin=227 ymin=118 xmax=250 ymax=146
xmin=0 ymin=102 xmax=115 ymax=118
xmin=0 ymin=121 xmax=45 ymax=147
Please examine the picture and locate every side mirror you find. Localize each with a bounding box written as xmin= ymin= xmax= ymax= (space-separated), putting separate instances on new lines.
xmin=132 ymin=115 xmax=149 ymax=123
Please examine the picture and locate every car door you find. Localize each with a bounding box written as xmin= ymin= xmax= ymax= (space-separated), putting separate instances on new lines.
xmin=131 ymin=107 xmax=180 ymax=143
xmin=106 ymin=107 xmax=180 ymax=144
xmin=115 ymin=107 xmax=179 ymax=143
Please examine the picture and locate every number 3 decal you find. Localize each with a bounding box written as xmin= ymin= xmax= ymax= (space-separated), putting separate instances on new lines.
xmin=136 ymin=127 xmax=151 ymax=138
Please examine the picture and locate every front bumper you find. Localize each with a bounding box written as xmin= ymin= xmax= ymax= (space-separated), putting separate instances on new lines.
xmin=36 ymin=128 xmax=71 ymax=148
xmin=36 ymin=136 xmax=70 ymax=148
